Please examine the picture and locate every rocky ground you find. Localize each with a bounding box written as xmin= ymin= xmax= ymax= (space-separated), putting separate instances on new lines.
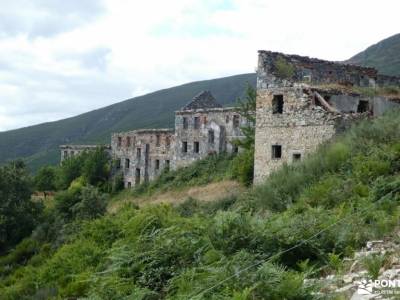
xmin=314 ymin=232 xmax=400 ymax=299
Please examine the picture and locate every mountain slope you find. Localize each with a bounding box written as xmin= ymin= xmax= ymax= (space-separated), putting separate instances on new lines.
xmin=347 ymin=33 xmax=400 ymax=76
xmin=0 ymin=73 xmax=256 ymax=171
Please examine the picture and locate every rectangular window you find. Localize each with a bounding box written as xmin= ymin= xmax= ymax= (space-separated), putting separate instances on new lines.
xmin=233 ymin=145 xmax=239 ymax=154
xmin=194 ymin=116 xmax=200 ymax=129
xmin=137 ymin=148 xmax=141 ymax=160
xmin=155 ymin=159 xmax=160 ymax=170
xmin=126 ymin=136 xmax=131 ymax=147
xmin=156 ymin=135 xmax=160 ymax=147
xmin=225 ymin=115 xmax=230 ymax=123
xmin=194 ymin=141 xmax=200 ymax=153
xmin=63 ymin=150 xmax=68 ymax=158
xmin=182 ymin=141 xmax=188 ymax=153
xmin=125 ymin=158 xmax=130 ymax=169
xmin=272 ymin=145 xmax=282 ymax=159
xmin=233 ymin=115 xmax=240 ymax=128
xmin=203 ymin=116 xmax=207 ymax=125
xmin=116 ymin=158 xmax=121 ymax=169
xmin=165 ymin=160 xmax=170 ymax=171
xmin=208 ymin=130 xmax=215 ymax=144
xmin=293 ymin=153 xmax=301 ymax=161
xmin=357 ymin=100 xmax=369 ymax=113
xmin=272 ymin=95 xmax=284 ymax=114
xmin=117 ymin=136 xmax=122 ymax=147
xmin=183 ymin=117 xmax=188 ymax=129
xmin=127 ymin=182 xmax=131 ymax=188
xmin=165 ymin=136 xmax=170 ymax=148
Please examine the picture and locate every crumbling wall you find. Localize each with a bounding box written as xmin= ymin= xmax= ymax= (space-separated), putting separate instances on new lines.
xmin=111 ymin=129 xmax=174 ymax=188
xmin=254 ymin=87 xmax=338 ymax=183
xmin=174 ymin=108 xmax=244 ymax=168
xmin=257 ymin=50 xmax=400 ymax=89
xmin=60 ymin=145 xmax=110 ymax=163
xmin=254 ymin=50 xmax=400 ymax=184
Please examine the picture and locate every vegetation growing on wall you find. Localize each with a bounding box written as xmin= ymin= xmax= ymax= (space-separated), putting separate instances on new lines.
xmin=274 ymin=56 xmax=295 ymax=79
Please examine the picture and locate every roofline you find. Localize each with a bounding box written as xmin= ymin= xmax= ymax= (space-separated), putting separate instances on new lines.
xmin=175 ymin=106 xmax=237 ymax=114
xmin=59 ymin=144 xmax=111 ymax=149
xmin=112 ymin=128 xmax=175 ymax=136
xmin=257 ymin=50 xmax=378 ymax=73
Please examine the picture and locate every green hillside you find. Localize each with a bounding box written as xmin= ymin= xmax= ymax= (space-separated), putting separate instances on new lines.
xmin=0 ymin=73 xmax=256 ymax=171
xmin=347 ymin=33 xmax=400 ymax=76
xmin=0 ymin=111 xmax=399 ymax=299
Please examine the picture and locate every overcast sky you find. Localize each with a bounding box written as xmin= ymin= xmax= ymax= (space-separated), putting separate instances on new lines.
xmin=0 ymin=0 xmax=399 ymax=131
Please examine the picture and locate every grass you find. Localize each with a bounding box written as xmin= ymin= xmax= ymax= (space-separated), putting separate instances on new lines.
xmin=361 ymin=254 xmax=387 ymax=280
xmin=130 ymin=153 xmax=236 ymax=197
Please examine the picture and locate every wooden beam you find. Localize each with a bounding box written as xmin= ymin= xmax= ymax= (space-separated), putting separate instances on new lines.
xmin=313 ymin=91 xmax=339 ymax=113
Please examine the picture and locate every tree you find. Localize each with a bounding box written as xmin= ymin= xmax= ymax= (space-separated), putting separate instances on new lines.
xmin=82 ymin=147 xmax=110 ymax=187
xmin=234 ymin=83 xmax=257 ymax=150
xmin=0 ymin=161 xmax=43 ymax=252
xmin=231 ymin=84 xmax=257 ymax=186
xmin=57 ymin=154 xmax=86 ymax=190
xmin=34 ymin=166 xmax=57 ymax=197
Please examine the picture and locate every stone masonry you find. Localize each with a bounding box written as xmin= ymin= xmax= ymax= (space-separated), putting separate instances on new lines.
xmin=60 ymin=145 xmax=111 ymax=163
xmin=254 ymin=50 xmax=400 ymax=184
xmin=60 ymin=51 xmax=400 ymax=188
xmin=111 ymin=91 xmax=244 ymax=188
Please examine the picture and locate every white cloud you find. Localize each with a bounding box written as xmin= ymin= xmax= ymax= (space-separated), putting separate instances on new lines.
xmin=0 ymin=0 xmax=399 ymax=131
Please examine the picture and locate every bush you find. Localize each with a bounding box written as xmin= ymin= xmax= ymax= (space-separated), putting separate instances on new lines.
xmin=231 ymin=148 xmax=254 ymax=186
xmin=362 ymin=254 xmax=387 ymax=280
xmin=274 ymin=56 xmax=295 ymax=79
xmin=71 ymin=186 xmax=108 ymax=220
xmin=0 ymin=161 xmax=43 ymax=253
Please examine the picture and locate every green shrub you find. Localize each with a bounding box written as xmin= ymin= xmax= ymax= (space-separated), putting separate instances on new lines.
xmin=274 ymin=56 xmax=295 ymax=79
xmin=231 ymin=148 xmax=254 ymax=186
xmin=71 ymin=186 xmax=108 ymax=220
xmin=209 ymin=211 xmax=261 ymax=255
xmin=361 ymin=254 xmax=386 ymax=280
xmin=132 ymin=153 xmax=234 ymax=196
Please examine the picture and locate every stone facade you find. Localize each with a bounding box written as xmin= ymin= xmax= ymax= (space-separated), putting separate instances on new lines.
xmin=111 ymin=91 xmax=244 ymax=188
xmin=254 ymin=51 xmax=400 ymax=184
xmin=60 ymin=51 xmax=400 ymax=187
xmin=60 ymin=144 xmax=111 ymax=163
xmin=111 ymin=129 xmax=175 ymax=187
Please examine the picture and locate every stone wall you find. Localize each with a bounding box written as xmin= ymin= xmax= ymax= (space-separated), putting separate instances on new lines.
xmin=111 ymin=129 xmax=174 ymax=188
xmin=254 ymin=87 xmax=338 ymax=183
xmin=109 ymin=93 xmax=244 ymax=188
xmin=254 ymin=50 xmax=400 ymax=184
xmin=174 ymin=108 xmax=243 ymax=168
xmin=60 ymin=145 xmax=110 ymax=163
xmin=257 ymin=50 xmax=400 ymax=89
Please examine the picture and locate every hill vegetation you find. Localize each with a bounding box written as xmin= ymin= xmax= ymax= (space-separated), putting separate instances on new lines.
xmin=347 ymin=33 xmax=400 ymax=76
xmin=0 ymin=109 xmax=399 ymax=299
xmin=0 ymin=73 xmax=256 ymax=172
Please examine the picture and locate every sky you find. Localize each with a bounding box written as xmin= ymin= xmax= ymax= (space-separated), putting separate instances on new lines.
xmin=0 ymin=0 xmax=399 ymax=131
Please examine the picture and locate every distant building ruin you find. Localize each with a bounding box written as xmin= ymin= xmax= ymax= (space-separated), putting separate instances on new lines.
xmin=110 ymin=91 xmax=244 ymax=188
xmin=254 ymin=50 xmax=400 ymax=183
xmin=60 ymin=144 xmax=111 ymax=163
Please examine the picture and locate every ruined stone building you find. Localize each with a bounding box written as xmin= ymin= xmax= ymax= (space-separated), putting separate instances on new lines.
xmin=60 ymin=144 xmax=111 ymax=162
xmin=60 ymin=91 xmax=244 ymax=188
xmin=110 ymin=91 xmax=244 ymax=188
xmin=254 ymin=50 xmax=400 ymax=183
xmin=60 ymin=51 xmax=400 ymax=188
